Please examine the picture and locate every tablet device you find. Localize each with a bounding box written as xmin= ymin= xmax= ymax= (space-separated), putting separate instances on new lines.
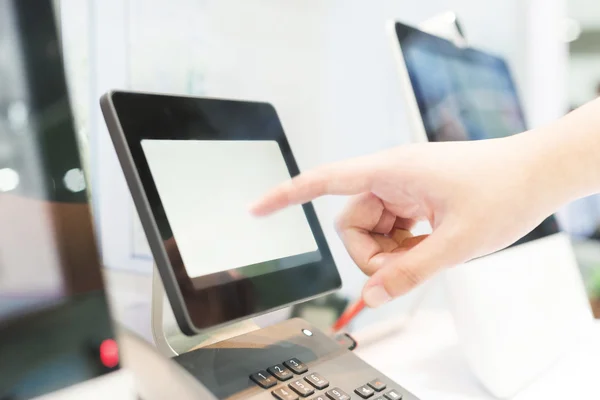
xmin=390 ymin=21 xmax=561 ymax=247
xmin=100 ymin=91 xmax=341 ymax=334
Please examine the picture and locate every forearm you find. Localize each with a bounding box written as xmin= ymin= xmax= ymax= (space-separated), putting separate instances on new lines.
xmin=519 ymin=98 xmax=600 ymax=210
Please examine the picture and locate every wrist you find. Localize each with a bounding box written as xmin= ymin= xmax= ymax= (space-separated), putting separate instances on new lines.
xmin=519 ymin=102 xmax=600 ymax=210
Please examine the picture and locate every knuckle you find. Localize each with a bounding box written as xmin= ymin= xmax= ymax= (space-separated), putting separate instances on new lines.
xmin=400 ymin=266 xmax=424 ymax=288
xmin=388 ymin=264 xmax=424 ymax=295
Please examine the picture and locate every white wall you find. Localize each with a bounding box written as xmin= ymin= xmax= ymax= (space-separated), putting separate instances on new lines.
xmin=567 ymin=0 xmax=600 ymax=107
xmin=569 ymin=0 xmax=600 ymax=28
xmin=525 ymin=0 xmax=569 ymax=126
xmin=60 ymin=0 xmax=570 ymax=334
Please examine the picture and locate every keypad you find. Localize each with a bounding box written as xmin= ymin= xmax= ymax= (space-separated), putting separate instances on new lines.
xmin=368 ymin=379 xmax=386 ymax=392
xmin=304 ymin=372 xmax=329 ymax=390
xmin=355 ymin=384 xmax=375 ymax=398
xmin=249 ymin=358 xmax=403 ymax=400
xmin=284 ymin=358 xmax=308 ymax=374
xmin=268 ymin=364 xmax=294 ymax=381
xmin=250 ymin=370 xmax=277 ymax=389
xmin=289 ymin=379 xmax=315 ymax=397
xmin=272 ymin=387 xmax=299 ymax=400
xmin=384 ymin=389 xmax=402 ymax=400
xmin=325 ymin=387 xmax=351 ymax=400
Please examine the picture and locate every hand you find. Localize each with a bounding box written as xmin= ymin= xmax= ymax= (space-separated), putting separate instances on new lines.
xmin=250 ymin=135 xmax=560 ymax=307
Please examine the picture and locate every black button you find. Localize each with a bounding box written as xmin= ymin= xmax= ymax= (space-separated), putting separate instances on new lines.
xmin=326 ymin=387 xmax=351 ymax=400
xmin=289 ymin=379 xmax=315 ymax=397
xmin=250 ymin=370 xmax=277 ymax=388
xmin=384 ymin=389 xmax=402 ymax=400
xmin=304 ymin=372 xmax=330 ymax=390
xmin=268 ymin=364 xmax=293 ymax=381
xmin=355 ymin=385 xmax=375 ymax=398
xmin=284 ymin=358 xmax=308 ymax=374
xmin=272 ymin=387 xmax=300 ymax=400
xmin=368 ymin=379 xmax=386 ymax=392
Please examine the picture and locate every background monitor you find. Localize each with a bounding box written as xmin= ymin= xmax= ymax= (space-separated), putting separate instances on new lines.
xmin=392 ymin=21 xmax=560 ymax=248
xmin=390 ymin=20 xmax=593 ymax=398
xmin=0 ymin=1 xmax=119 ymax=398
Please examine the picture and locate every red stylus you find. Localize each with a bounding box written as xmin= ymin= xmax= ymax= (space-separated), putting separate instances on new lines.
xmin=331 ymin=298 xmax=366 ymax=332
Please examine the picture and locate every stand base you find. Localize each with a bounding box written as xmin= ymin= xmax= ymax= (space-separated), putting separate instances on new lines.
xmin=150 ymin=264 xmax=259 ymax=357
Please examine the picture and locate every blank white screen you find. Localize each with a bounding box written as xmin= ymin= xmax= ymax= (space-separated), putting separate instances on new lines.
xmin=141 ymin=139 xmax=318 ymax=278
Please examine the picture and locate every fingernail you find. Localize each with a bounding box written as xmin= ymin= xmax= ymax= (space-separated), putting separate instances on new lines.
xmin=363 ymin=285 xmax=392 ymax=308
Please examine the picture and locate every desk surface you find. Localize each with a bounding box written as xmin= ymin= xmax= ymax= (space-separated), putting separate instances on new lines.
xmin=354 ymin=311 xmax=600 ymax=399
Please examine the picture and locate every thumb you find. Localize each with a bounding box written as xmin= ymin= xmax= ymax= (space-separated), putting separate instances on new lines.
xmin=361 ymin=223 xmax=468 ymax=307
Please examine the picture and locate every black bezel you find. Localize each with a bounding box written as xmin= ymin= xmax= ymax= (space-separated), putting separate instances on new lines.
xmin=101 ymin=91 xmax=341 ymax=334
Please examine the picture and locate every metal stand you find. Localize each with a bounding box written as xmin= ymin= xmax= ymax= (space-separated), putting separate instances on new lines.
xmin=150 ymin=264 xmax=259 ymax=357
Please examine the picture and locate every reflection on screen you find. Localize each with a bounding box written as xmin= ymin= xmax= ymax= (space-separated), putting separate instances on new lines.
xmin=404 ymin=41 xmax=526 ymax=142
xmin=142 ymin=139 xmax=320 ymax=279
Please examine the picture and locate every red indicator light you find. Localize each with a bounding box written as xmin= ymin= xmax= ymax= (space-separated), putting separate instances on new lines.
xmin=99 ymin=338 xmax=119 ymax=368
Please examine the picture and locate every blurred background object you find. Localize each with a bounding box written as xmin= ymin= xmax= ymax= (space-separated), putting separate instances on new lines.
xmin=0 ymin=0 xmax=120 ymax=397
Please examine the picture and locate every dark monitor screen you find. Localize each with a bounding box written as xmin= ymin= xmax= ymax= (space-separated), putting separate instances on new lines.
xmin=0 ymin=1 xmax=118 ymax=398
xmin=394 ymin=22 xmax=560 ymax=246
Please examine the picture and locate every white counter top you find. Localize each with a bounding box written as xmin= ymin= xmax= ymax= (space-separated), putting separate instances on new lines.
xmin=354 ymin=310 xmax=600 ymax=399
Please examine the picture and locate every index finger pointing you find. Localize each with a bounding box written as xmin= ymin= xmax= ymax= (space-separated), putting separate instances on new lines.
xmin=250 ymin=156 xmax=377 ymax=216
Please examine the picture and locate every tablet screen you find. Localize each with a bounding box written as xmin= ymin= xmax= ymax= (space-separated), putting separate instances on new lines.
xmin=141 ymin=139 xmax=320 ymax=279
xmin=105 ymin=92 xmax=341 ymax=332
xmin=398 ymin=26 xmax=525 ymax=142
